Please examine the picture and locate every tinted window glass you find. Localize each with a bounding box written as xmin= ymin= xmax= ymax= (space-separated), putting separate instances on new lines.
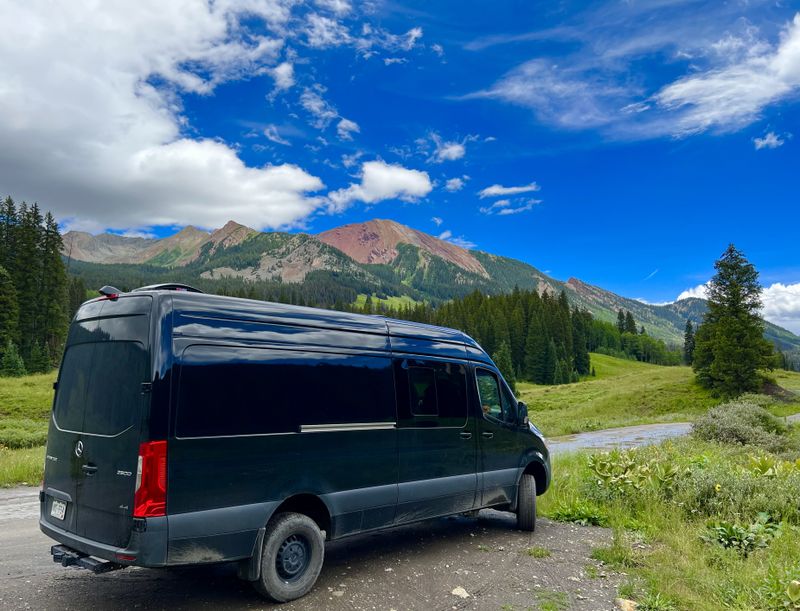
xmin=177 ymin=346 xmax=395 ymax=438
xmin=476 ymin=369 xmax=518 ymax=425
xmin=500 ymin=382 xmax=518 ymax=425
xmin=476 ymin=369 xmax=502 ymax=421
xmin=409 ymin=367 xmax=437 ymax=416
xmin=435 ymin=362 xmax=468 ymax=427
xmin=397 ymin=359 xmax=467 ymax=427
xmin=54 ymin=341 xmax=148 ymax=435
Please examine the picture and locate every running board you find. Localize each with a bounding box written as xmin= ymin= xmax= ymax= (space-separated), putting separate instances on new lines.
xmin=50 ymin=545 xmax=126 ymax=574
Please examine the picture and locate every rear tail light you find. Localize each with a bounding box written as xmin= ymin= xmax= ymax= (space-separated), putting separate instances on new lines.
xmin=133 ymin=441 xmax=167 ymax=518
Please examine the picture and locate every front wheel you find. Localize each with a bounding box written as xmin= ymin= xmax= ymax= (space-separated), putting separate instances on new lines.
xmin=516 ymin=473 xmax=537 ymax=531
xmin=253 ymin=512 xmax=325 ymax=602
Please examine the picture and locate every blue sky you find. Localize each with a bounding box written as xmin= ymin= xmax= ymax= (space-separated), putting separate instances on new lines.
xmin=1 ymin=1 xmax=799 ymax=330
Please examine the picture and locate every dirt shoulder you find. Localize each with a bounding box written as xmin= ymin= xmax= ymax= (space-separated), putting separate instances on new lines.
xmin=1 ymin=500 xmax=621 ymax=611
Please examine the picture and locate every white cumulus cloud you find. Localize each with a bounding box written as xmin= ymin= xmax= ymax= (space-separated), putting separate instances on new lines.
xmin=336 ymin=118 xmax=361 ymax=140
xmin=305 ymin=13 xmax=352 ymax=48
xmin=676 ymin=283 xmax=711 ymax=301
xmin=762 ymin=283 xmax=800 ymax=334
xmin=315 ymin=0 xmax=351 ymax=15
xmin=270 ymin=61 xmax=295 ymax=92
xmin=0 ymin=0 xmax=331 ymax=232
xmin=445 ymin=176 xmax=468 ymax=192
xmin=478 ymin=182 xmax=541 ymax=198
xmin=327 ymin=160 xmax=432 ymax=211
xmin=677 ymin=281 xmax=800 ymax=333
xmin=753 ymin=131 xmax=786 ymax=149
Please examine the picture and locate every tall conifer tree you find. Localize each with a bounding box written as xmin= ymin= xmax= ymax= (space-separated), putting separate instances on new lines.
xmin=693 ymin=244 xmax=773 ymax=396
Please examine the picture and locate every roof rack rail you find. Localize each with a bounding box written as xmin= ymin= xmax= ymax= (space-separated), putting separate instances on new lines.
xmin=132 ymin=283 xmax=204 ymax=293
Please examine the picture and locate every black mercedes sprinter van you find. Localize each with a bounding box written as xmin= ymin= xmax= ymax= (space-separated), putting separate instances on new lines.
xmin=40 ymin=284 xmax=550 ymax=602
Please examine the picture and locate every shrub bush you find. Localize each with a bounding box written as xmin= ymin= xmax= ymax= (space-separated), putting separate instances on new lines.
xmin=692 ymin=400 xmax=791 ymax=452
xmin=583 ymin=441 xmax=800 ymax=525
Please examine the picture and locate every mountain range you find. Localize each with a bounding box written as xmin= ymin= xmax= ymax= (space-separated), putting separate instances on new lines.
xmin=61 ymin=219 xmax=800 ymax=354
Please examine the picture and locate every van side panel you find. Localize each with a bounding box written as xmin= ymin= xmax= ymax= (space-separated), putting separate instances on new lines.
xmin=391 ymin=346 xmax=479 ymax=524
xmin=165 ymin=313 xmax=398 ymax=563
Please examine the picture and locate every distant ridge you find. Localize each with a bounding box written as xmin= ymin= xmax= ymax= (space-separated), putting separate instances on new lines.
xmin=61 ymin=218 xmax=800 ymax=354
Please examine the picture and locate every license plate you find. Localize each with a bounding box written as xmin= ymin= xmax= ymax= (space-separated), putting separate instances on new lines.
xmin=50 ymin=499 xmax=66 ymax=521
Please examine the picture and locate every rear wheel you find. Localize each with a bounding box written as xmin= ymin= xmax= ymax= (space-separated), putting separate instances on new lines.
xmin=253 ymin=512 xmax=325 ymax=602
xmin=516 ymin=473 xmax=537 ymax=531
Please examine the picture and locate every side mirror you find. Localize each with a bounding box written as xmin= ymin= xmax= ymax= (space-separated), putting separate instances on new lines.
xmin=518 ymin=401 xmax=528 ymax=426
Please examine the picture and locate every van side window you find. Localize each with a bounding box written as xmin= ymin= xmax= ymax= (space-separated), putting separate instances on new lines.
xmin=435 ymin=362 xmax=468 ymax=427
xmin=409 ymin=367 xmax=437 ymax=416
xmin=396 ymin=359 xmax=468 ymax=427
xmin=476 ymin=369 xmax=517 ymax=425
xmin=177 ymin=346 xmax=395 ymax=438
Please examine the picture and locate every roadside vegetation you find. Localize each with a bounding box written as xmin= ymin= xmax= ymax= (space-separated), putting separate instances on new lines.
xmin=540 ymin=396 xmax=800 ymax=610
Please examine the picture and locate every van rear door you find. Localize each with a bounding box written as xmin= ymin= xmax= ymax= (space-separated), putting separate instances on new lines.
xmin=42 ymin=295 xmax=152 ymax=548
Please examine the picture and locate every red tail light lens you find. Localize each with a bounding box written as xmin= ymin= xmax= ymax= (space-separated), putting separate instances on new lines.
xmin=133 ymin=440 xmax=167 ymax=518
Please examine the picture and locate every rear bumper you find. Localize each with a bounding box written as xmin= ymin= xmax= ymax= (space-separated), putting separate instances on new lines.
xmin=40 ymin=514 xmax=169 ymax=568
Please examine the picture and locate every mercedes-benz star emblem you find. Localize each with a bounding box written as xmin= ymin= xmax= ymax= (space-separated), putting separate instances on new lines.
xmin=75 ymin=440 xmax=83 ymax=458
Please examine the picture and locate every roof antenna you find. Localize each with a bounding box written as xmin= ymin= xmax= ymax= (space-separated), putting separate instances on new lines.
xmin=98 ymin=285 xmax=121 ymax=300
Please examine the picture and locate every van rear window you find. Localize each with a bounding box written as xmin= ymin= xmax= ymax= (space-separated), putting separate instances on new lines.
xmin=176 ymin=346 xmax=395 ymax=438
xmin=54 ymin=341 xmax=148 ymax=435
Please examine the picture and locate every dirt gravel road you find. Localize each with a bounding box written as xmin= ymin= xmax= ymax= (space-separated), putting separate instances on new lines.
xmin=1 ymin=488 xmax=621 ymax=611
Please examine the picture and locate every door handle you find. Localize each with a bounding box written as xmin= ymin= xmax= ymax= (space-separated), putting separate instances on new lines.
xmin=459 ymin=431 xmax=472 ymax=439
xmin=82 ymin=464 xmax=98 ymax=476
xmin=482 ymin=432 xmax=494 ymax=439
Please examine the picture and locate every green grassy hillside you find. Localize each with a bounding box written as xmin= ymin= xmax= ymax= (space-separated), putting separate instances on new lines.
xmin=518 ymin=354 xmax=800 ymax=437
xmin=519 ymin=354 xmax=719 ymax=436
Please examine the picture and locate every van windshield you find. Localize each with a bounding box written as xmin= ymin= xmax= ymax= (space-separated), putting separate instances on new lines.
xmin=54 ymin=298 xmax=151 ymax=436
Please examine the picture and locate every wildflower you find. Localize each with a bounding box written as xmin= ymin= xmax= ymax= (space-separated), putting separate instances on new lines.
xmin=714 ymin=484 xmax=721 ymax=492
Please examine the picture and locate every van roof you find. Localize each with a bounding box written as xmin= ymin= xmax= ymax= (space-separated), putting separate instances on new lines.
xmin=129 ymin=288 xmax=488 ymax=355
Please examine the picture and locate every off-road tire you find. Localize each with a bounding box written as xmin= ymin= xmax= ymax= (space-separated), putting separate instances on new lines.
xmin=253 ymin=512 xmax=325 ymax=602
xmin=516 ymin=473 xmax=537 ymax=531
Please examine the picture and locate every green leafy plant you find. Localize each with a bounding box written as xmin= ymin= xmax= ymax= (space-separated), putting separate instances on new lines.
xmin=701 ymin=512 xmax=782 ymax=556
xmin=588 ymin=448 xmax=681 ymax=497
xmin=548 ymin=497 xmax=608 ymax=527
xmin=747 ymin=454 xmax=798 ymax=478
xmin=637 ymin=592 xmax=678 ymax=611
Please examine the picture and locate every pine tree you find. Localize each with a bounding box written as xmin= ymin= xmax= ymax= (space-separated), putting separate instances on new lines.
xmin=524 ymin=314 xmax=546 ymax=382
xmin=683 ymin=320 xmax=695 ymax=365
xmin=492 ymin=341 xmax=516 ymax=392
xmin=616 ymin=309 xmax=626 ymax=334
xmin=0 ymin=340 xmax=27 ymax=377
xmin=624 ymin=311 xmax=637 ymax=334
xmin=0 ymin=196 xmax=18 ymax=273
xmin=40 ymin=212 xmax=68 ymax=357
xmin=13 ymin=202 xmax=44 ymax=362
xmin=542 ymin=339 xmax=557 ymax=385
xmin=28 ymin=341 xmax=49 ymax=373
xmin=0 ymin=265 xmax=19 ymax=349
xmin=693 ymin=244 xmax=774 ymax=397
xmin=68 ymin=275 xmax=88 ymax=319
xmin=508 ymin=303 xmax=526 ymax=375
xmin=362 ymin=294 xmax=373 ymax=314
xmin=571 ymin=308 xmax=591 ymax=375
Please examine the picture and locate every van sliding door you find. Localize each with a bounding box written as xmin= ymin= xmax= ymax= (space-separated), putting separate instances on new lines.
xmin=394 ymin=358 xmax=478 ymax=523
